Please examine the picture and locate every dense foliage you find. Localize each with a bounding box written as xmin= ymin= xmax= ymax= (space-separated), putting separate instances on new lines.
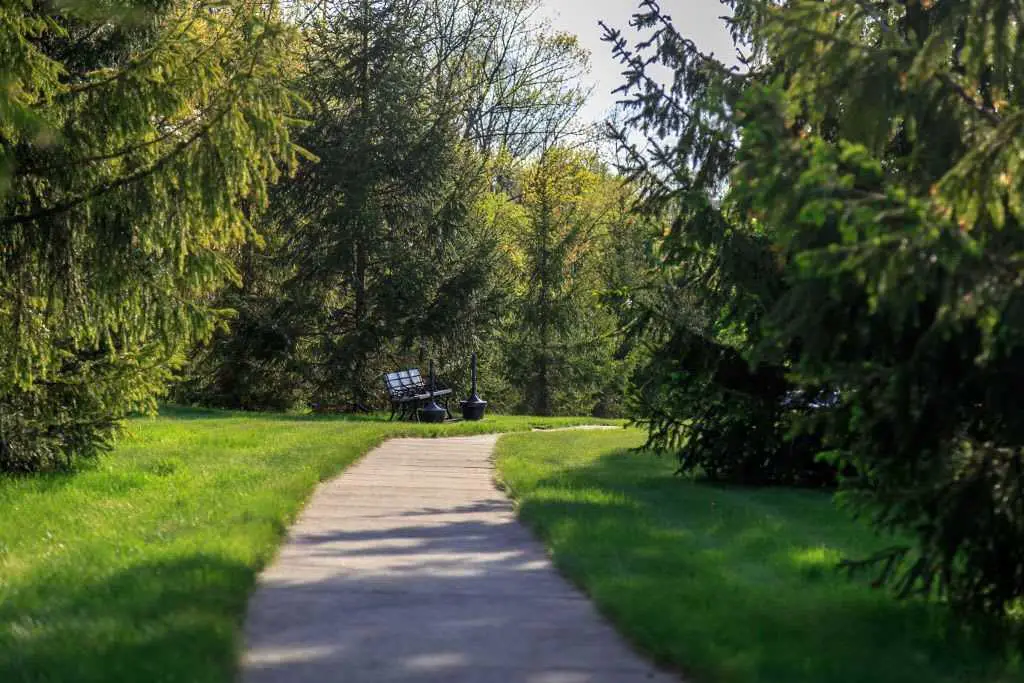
xmin=612 ymin=0 xmax=1024 ymax=616
xmin=178 ymin=0 xmax=652 ymax=416
xmin=0 ymin=0 xmax=301 ymax=470
xmin=605 ymin=1 xmax=834 ymax=486
xmin=1 ymin=0 xmax=653 ymax=474
xmin=490 ymin=146 xmax=651 ymax=415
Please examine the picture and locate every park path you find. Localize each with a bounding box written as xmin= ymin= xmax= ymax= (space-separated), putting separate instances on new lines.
xmin=241 ymin=434 xmax=677 ymax=683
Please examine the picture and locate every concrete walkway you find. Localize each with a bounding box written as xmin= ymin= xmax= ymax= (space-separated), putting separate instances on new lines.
xmin=241 ymin=435 xmax=677 ymax=683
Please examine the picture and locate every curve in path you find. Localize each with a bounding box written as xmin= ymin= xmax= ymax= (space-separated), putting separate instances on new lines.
xmin=241 ymin=434 xmax=678 ymax=683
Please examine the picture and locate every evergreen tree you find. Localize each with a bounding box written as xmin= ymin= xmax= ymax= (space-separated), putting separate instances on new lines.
xmin=272 ymin=0 xmax=504 ymax=409
xmin=604 ymin=1 xmax=833 ymax=485
xmin=499 ymin=146 xmax=637 ymax=416
xmin=0 ymin=0 xmax=301 ymax=470
xmin=612 ymin=0 xmax=1024 ymax=614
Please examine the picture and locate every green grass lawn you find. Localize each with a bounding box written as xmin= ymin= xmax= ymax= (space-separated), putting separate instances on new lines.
xmin=0 ymin=408 xmax=617 ymax=683
xmin=495 ymin=429 xmax=1023 ymax=683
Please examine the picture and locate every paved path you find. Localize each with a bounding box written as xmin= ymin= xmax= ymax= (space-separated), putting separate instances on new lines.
xmin=241 ymin=435 xmax=677 ymax=683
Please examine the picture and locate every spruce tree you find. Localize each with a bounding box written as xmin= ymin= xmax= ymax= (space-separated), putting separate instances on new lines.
xmin=0 ymin=0 xmax=301 ymax=470
xmin=604 ymin=1 xmax=833 ymax=485
xmin=269 ymin=0 xmax=498 ymax=409
xmin=613 ymin=0 xmax=1024 ymax=614
xmin=499 ymin=146 xmax=637 ymax=416
xmin=733 ymin=0 xmax=1024 ymax=616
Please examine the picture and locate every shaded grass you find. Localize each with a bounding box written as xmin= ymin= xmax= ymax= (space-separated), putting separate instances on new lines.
xmin=495 ymin=429 xmax=1023 ymax=683
xmin=0 ymin=408 xmax=618 ymax=683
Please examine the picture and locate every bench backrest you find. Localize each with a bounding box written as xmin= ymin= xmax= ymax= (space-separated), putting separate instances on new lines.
xmin=383 ymin=368 xmax=426 ymax=397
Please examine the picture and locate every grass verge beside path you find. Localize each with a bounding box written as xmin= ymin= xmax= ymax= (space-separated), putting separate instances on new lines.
xmin=495 ymin=429 xmax=1023 ymax=683
xmin=0 ymin=408 xmax=618 ymax=683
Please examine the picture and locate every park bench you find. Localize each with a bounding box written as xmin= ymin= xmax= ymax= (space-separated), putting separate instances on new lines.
xmin=383 ymin=368 xmax=453 ymax=421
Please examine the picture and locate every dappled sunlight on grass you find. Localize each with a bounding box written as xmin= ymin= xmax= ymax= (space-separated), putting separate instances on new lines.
xmin=789 ymin=546 xmax=843 ymax=580
xmin=495 ymin=429 xmax=1023 ymax=683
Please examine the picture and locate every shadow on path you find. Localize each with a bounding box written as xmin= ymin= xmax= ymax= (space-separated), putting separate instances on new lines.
xmin=242 ymin=436 xmax=675 ymax=683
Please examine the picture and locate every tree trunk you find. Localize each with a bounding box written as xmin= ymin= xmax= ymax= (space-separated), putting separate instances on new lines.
xmin=533 ymin=159 xmax=553 ymax=416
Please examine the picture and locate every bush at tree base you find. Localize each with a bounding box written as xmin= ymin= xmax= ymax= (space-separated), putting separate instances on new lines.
xmin=634 ymin=329 xmax=837 ymax=487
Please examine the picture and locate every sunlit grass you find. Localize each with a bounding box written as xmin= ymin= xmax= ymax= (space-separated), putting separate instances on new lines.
xmin=0 ymin=408 xmax=619 ymax=683
xmin=495 ymin=429 xmax=1023 ymax=683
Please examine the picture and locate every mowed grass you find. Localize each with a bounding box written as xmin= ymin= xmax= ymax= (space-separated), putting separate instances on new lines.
xmin=0 ymin=408 xmax=618 ymax=683
xmin=495 ymin=429 xmax=1023 ymax=683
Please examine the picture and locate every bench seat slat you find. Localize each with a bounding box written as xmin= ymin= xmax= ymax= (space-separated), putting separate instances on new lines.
xmin=383 ymin=368 xmax=453 ymax=421
xmin=394 ymin=388 xmax=452 ymax=402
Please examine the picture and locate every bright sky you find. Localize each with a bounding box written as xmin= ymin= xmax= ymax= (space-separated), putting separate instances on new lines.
xmin=539 ymin=0 xmax=736 ymax=124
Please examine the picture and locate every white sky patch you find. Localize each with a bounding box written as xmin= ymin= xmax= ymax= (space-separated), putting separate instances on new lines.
xmin=538 ymin=0 xmax=737 ymax=125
